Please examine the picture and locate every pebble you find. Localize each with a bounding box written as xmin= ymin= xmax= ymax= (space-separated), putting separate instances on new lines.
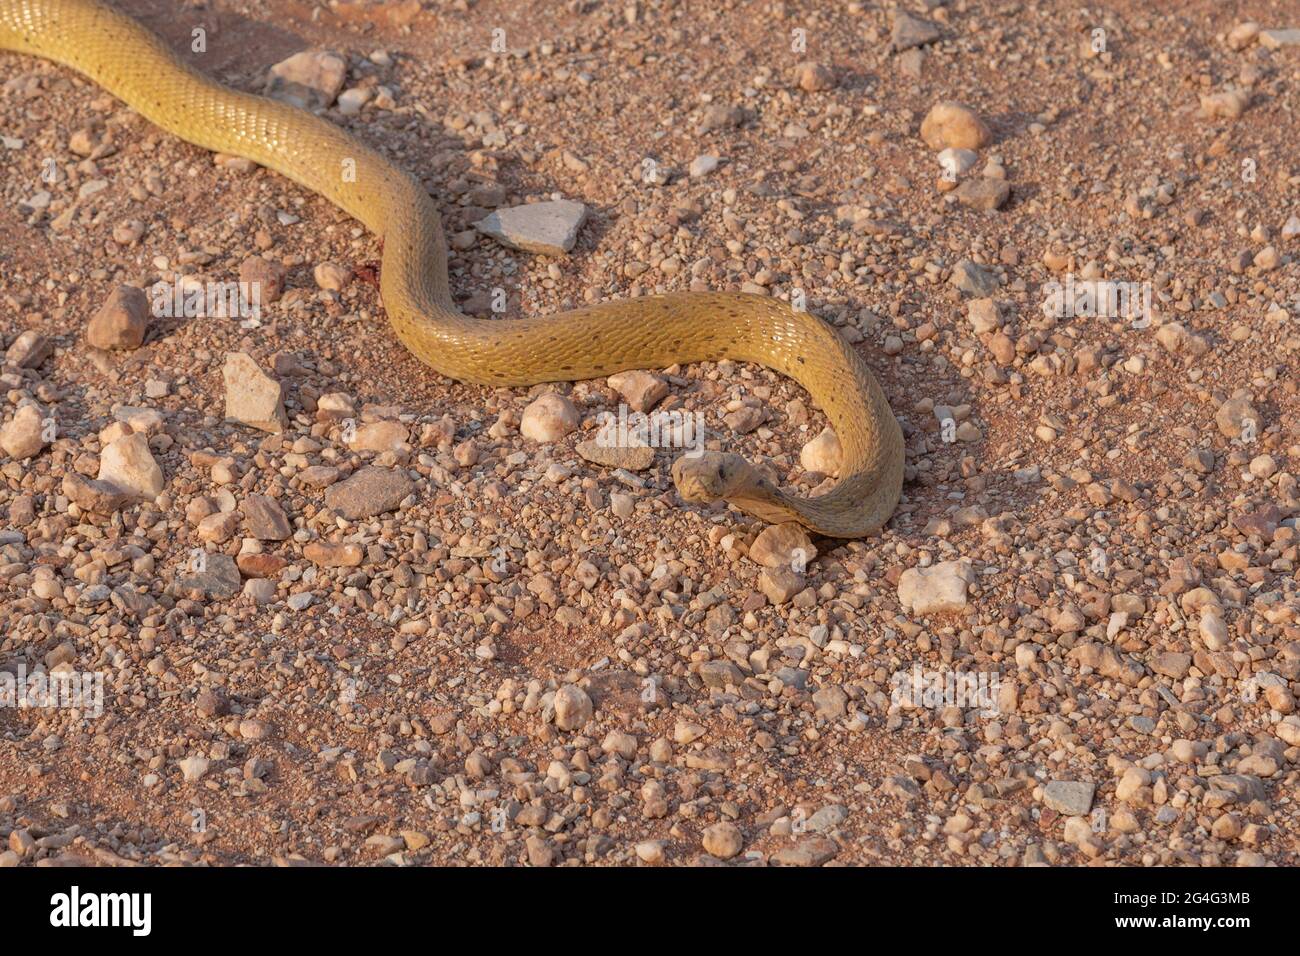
xmin=1042 ymin=780 xmax=1095 ymax=816
xmin=800 ymin=427 xmax=841 ymax=476
xmin=892 ymin=12 xmax=940 ymax=51
xmin=749 ymin=523 xmax=816 ymax=569
xmin=324 ymin=466 xmax=414 ymax=519
xmin=552 ymin=684 xmax=593 ymax=731
xmin=897 ymin=560 xmax=973 ymax=615
xmin=702 ymin=822 xmax=744 ymax=859
xmin=921 ymin=102 xmax=993 ymax=151
xmin=0 ymin=403 xmax=48 ymax=459
xmin=265 ymin=50 xmax=348 ymax=109
xmin=520 ymin=392 xmax=579 ymax=441
xmin=223 ymin=352 xmax=289 ymax=433
xmin=97 ymin=432 xmax=163 ymax=500
xmin=950 ymin=259 xmax=999 ymax=295
xmin=86 ymin=284 xmax=148 ymax=350
xmin=474 ymin=200 xmax=587 ymax=256
xmin=953 ymin=177 xmax=1011 ymax=210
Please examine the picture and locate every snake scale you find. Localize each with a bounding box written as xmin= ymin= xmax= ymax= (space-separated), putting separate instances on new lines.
xmin=1 ymin=0 xmax=903 ymax=537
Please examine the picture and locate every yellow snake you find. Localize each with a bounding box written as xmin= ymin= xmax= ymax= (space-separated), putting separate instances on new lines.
xmin=1 ymin=0 xmax=903 ymax=537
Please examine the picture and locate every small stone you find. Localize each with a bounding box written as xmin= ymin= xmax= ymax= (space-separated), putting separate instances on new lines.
xmin=0 ymin=403 xmax=48 ymax=459
xmin=98 ymin=432 xmax=164 ymax=500
xmin=63 ymin=473 xmax=130 ymax=513
xmin=474 ymin=200 xmax=587 ymax=256
xmin=1200 ymin=90 xmax=1250 ymax=121
xmin=576 ymin=439 xmax=655 ymax=471
xmin=304 ymin=541 xmax=364 ymax=567
xmin=5 ymin=330 xmax=53 ymax=368
xmin=313 ymin=262 xmax=352 ymax=291
xmin=324 ymin=467 xmax=414 ymax=519
xmin=178 ymin=756 xmax=210 ymax=782
xmin=266 ymin=50 xmax=348 ymax=109
xmin=87 ymin=285 xmax=149 ymax=350
xmin=348 ymin=421 xmax=408 ymax=453
xmin=1259 ymin=27 xmax=1300 ymax=49
xmin=702 ymin=822 xmax=744 ymax=859
xmin=635 ymin=841 xmax=665 ymax=864
xmin=607 ymin=371 xmax=669 ymax=412
xmin=1227 ymin=22 xmax=1260 ymax=50
xmin=938 ymin=147 xmax=979 ymax=177
xmin=921 ymin=102 xmax=993 ymax=151
xmin=553 ymin=684 xmax=593 ymax=731
xmin=238 ymin=257 xmax=286 ymax=304
xmin=812 ymin=685 xmax=848 ymax=720
xmin=800 ymin=426 xmax=841 ymax=476
xmin=697 ymin=103 xmax=746 ymax=133
xmin=689 ymin=155 xmax=720 ymax=178
xmin=892 ymin=12 xmax=940 ymax=51
xmin=749 ymin=523 xmax=817 ymax=570
xmin=1215 ymin=395 xmax=1258 ymax=439
xmin=792 ymin=61 xmax=836 ymax=92
xmin=241 ymin=495 xmax=292 ymax=540
xmin=179 ymin=553 xmax=242 ymax=600
xmin=897 ymin=560 xmax=973 ymax=615
xmin=223 ymin=352 xmax=289 ymax=433
xmin=950 ymin=259 xmax=999 ymax=295
xmin=772 ymin=837 xmax=838 ymax=867
xmin=520 ymin=392 xmax=580 ymax=442
xmin=758 ymin=566 xmax=804 ymax=604
xmin=953 ymin=177 xmax=1011 ymax=210
xmin=1043 ymin=780 xmax=1095 ymax=816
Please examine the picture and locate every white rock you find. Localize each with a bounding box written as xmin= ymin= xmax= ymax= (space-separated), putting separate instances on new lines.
xmin=98 ymin=432 xmax=164 ymax=500
xmin=689 ymin=155 xmax=720 ymax=178
xmin=265 ymin=50 xmax=347 ymax=109
xmin=552 ymin=684 xmax=593 ymax=730
xmin=474 ymin=200 xmax=587 ymax=256
xmin=800 ymin=426 xmax=842 ymax=476
xmin=223 ymin=351 xmax=288 ymax=433
xmin=520 ymin=393 xmax=579 ymax=442
xmin=178 ymin=756 xmax=210 ymax=782
xmin=897 ymin=560 xmax=974 ymax=615
xmin=0 ymin=403 xmax=49 ymax=459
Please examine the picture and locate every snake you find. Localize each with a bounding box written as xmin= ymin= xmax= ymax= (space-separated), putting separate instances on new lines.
xmin=1 ymin=0 xmax=903 ymax=538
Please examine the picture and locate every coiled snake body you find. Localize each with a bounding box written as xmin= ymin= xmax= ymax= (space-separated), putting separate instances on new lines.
xmin=1 ymin=0 xmax=903 ymax=537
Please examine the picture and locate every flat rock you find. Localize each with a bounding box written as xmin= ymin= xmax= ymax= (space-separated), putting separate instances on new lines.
xmin=897 ymin=560 xmax=974 ymax=615
xmin=98 ymin=432 xmax=164 ymax=500
xmin=265 ymin=50 xmax=348 ymax=109
xmin=1043 ymin=780 xmax=1095 ymax=816
xmin=474 ymin=200 xmax=587 ymax=256
xmin=223 ymin=352 xmax=288 ymax=434
xmin=5 ymin=330 xmax=52 ymax=368
xmin=953 ymin=177 xmax=1011 ymax=210
xmin=87 ymin=285 xmax=148 ymax=350
xmin=772 ymin=837 xmax=839 ymax=867
xmin=179 ymin=553 xmax=242 ymax=600
xmin=324 ymin=466 xmax=414 ymax=519
xmin=576 ymin=439 xmax=655 ymax=471
xmin=892 ymin=12 xmax=940 ymax=51
xmin=241 ymin=494 xmax=292 ymax=540
xmin=950 ymin=259 xmax=999 ymax=295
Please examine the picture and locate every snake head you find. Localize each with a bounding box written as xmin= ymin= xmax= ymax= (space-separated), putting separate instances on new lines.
xmin=672 ymin=451 xmax=752 ymax=503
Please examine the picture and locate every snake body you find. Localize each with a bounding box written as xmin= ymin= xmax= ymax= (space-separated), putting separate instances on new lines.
xmin=1 ymin=0 xmax=903 ymax=537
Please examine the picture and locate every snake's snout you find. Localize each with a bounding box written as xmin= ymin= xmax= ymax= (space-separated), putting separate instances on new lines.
xmin=672 ymin=451 xmax=750 ymax=504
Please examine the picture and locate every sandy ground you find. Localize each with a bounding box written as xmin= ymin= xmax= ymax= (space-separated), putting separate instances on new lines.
xmin=1 ymin=0 xmax=1299 ymax=867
